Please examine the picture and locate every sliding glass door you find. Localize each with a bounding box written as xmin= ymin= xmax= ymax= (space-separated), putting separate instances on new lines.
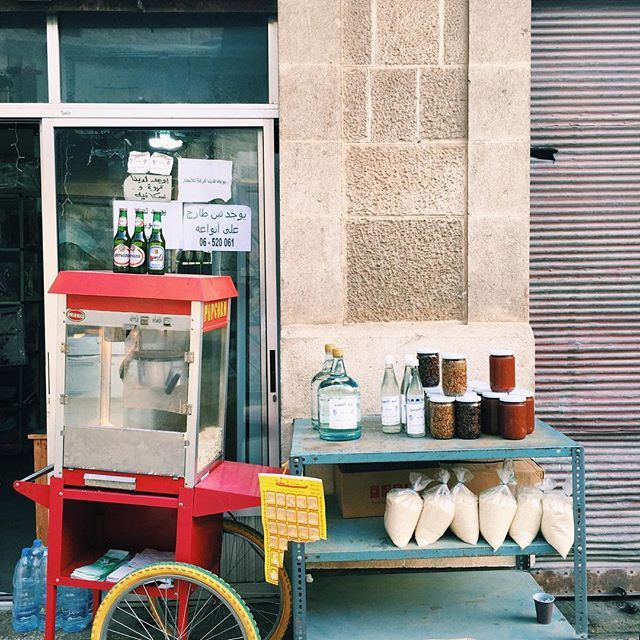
xmin=42 ymin=119 xmax=278 ymax=467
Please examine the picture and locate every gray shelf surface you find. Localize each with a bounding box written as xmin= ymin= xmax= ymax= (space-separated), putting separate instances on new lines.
xmin=306 ymin=569 xmax=577 ymax=640
xmin=306 ymin=498 xmax=558 ymax=563
xmin=291 ymin=417 xmax=579 ymax=465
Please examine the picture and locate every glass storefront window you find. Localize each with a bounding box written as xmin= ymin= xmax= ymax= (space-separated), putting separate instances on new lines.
xmin=0 ymin=14 xmax=48 ymax=103
xmin=55 ymin=127 xmax=264 ymax=463
xmin=59 ymin=13 xmax=269 ymax=104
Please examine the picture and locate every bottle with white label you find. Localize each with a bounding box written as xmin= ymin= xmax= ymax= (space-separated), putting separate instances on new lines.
xmin=310 ymin=343 xmax=335 ymax=429
xmin=406 ymin=358 xmax=425 ymax=438
xmin=400 ymin=354 xmax=413 ymax=431
xmin=318 ymin=348 xmax=361 ymax=442
xmin=381 ymin=355 xmax=401 ymax=434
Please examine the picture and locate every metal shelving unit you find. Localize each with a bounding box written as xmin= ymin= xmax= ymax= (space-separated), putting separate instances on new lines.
xmin=290 ymin=416 xmax=588 ymax=640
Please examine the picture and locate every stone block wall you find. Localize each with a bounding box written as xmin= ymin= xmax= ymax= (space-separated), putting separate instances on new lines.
xmin=278 ymin=0 xmax=532 ymax=456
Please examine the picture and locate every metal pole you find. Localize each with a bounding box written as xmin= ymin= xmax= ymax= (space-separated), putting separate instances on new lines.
xmin=290 ymin=455 xmax=307 ymax=640
xmin=572 ymin=445 xmax=588 ymax=639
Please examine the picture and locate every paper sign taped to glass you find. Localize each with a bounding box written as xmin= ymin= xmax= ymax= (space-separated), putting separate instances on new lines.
xmin=177 ymin=158 xmax=233 ymax=202
xmin=182 ymin=204 xmax=252 ymax=252
xmin=259 ymin=474 xmax=327 ymax=586
xmin=123 ymin=174 xmax=171 ymax=201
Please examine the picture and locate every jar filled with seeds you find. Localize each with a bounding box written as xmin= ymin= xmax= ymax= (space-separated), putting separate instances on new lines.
xmin=441 ymin=353 xmax=467 ymax=397
xmin=499 ymin=394 xmax=527 ymax=440
xmin=424 ymin=385 xmax=443 ymax=427
xmin=429 ymin=394 xmax=455 ymax=440
xmin=455 ymin=392 xmax=481 ymax=439
xmin=417 ymin=347 xmax=440 ymax=388
xmin=480 ymin=390 xmax=502 ymax=436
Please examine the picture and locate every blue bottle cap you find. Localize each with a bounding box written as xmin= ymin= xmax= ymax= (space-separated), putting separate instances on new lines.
xmin=21 ymin=548 xmax=31 ymax=556
xmin=32 ymin=539 xmax=43 ymax=548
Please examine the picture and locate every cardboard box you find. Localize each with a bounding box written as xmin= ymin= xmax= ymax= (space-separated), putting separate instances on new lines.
xmin=334 ymin=459 xmax=544 ymax=519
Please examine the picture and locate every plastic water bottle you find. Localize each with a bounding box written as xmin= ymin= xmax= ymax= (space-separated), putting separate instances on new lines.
xmin=58 ymin=586 xmax=92 ymax=632
xmin=31 ymin=540 xmax=47 ymax=632
xmin=12 ymin=548 xmax=38 ymax=632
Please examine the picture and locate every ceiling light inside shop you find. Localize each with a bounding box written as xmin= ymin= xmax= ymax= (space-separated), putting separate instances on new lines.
xmin=148 ymin=131 xmax=183 ymax=151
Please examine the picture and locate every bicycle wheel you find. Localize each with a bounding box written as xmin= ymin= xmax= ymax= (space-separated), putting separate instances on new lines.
xmin=221 ymin=519 xmax=292 ymax=640
xmin=91 ymin=562 xmax=259 ymax=640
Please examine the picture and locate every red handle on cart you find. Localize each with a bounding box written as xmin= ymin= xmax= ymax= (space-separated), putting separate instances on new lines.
xmin=14 ymin=464 xmax=53 ymax=509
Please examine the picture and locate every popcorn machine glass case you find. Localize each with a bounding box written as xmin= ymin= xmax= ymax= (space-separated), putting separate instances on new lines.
xmin=49 ymin=271 xmax=237 ymax=487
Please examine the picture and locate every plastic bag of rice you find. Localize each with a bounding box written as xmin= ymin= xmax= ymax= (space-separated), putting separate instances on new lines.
xmin=450 ymin=466 xmax=479 ymax=545
xmin=509 ymin=482 xmax=543 ymax=549
xmin=415 ymin=468 xmax=455 ymax=547
xmin=384 ymin=473 xmax=430 ymax=548
xmin=541 ymin=476 xmax=574 ymax=559
xmin=479 ymin=461 xmax=517 ymax=550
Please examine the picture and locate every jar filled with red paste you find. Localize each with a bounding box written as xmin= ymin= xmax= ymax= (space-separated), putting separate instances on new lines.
xmin=514 ymin=387 xmax=535 ymax=434
xmin=490 ymin=350 xmax=516 ymax=393
xmin=499 ymin=394 xmax=527 ymax=440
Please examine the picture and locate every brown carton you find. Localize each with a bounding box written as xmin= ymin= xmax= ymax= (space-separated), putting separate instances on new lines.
xmin=334 ymin=459 xmax=543 ymax=519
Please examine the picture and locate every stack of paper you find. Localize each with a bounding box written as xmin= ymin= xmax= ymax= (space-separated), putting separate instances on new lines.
xmin=71 ymin=549 xmax=131 ymax=581
xmin=106 ymin=548 xmax=175 ymax=583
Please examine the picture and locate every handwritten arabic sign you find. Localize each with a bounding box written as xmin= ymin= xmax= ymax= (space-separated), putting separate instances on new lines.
xmin=182 ymin=204 xmax=251 ymax=252
xmin=177 ymin=159 xmax=232 ymax=203
xmin=123 ymin=174 xmax=171 ymax=201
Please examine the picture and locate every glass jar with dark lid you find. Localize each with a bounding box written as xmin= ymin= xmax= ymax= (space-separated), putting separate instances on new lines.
xmin=417 ymin=346 xmax=440 ymax=388
xmin=480 ymin=390 xmax=502 ymax=436
xmin=499 ymin=393 xmax=527 ymax=440
xmin=455 ymin=392 xmax=481 ymax=439
xmin=490 ymin=349 xmax=516 ymax=393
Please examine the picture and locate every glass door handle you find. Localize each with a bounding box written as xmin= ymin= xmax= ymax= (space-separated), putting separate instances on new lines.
xmin=269 ymin=349 xmax=277 ymax=398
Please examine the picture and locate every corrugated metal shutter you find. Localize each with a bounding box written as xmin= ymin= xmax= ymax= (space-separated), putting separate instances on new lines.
xmin=531 ymin=0 xmax=640 ymax=577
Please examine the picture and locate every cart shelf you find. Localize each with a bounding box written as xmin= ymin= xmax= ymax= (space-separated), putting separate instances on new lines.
xmin=306 ymin=498 xmax=558 ymax=563
xmin=291 ymin=417 xmax=577 ymax=464
xmin=305 ymin=569 xmax=577 ymax=640
xmin=290 ymin=416 xmax=588 ymax=640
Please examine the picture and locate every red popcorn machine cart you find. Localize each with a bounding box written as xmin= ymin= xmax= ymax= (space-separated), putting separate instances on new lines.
xmin=14 ymin=271 xmax=289 ymax=640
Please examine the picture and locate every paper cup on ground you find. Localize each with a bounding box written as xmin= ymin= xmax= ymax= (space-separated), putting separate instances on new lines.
xmin=533 ymin=592 xmax=555 ymax=624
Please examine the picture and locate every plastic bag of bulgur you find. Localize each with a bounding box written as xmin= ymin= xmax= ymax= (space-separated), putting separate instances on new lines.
xmin=479 ymin=461 xmax=517 ymax=550
xmin=384 ymin=473 xmax=430 ymax=548
xmin=450 ymin=466 xmax=479 ymax=545
xmin=415 ymin=469 xmax=455 ymax=546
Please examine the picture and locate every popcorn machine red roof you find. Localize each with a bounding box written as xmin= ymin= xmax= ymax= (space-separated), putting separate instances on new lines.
xmin=14 ymin=271 xmax=282 ymax=640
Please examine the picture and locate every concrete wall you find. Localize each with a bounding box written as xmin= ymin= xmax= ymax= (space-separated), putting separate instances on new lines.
xmin=278 ymin=0 xmax=532 ymax=457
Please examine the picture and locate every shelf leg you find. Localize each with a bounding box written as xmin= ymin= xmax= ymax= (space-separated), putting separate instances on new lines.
xmin=290 ymin=456 xmax=307 ymax=640
xmin=572 ymin=446 xmax=588 ymax=639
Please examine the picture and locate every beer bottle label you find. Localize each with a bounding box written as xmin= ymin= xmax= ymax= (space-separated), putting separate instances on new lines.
xmin=134 ymin=216 xmax=144 ymax=228
xmin=149 ymin=246 xmax=165 ymax=270
xmin=129 ymin=245 xmax=146 ymax=268
xmin=113 ymin=244 xmax=130 ymax=266
xmin=152 ymin=220 xmax=162 ymax=230
xmin=117 ymin=216 xmax=127 ymax=228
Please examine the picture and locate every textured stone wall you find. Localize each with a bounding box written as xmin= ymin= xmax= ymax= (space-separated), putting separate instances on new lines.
xmin=278 ymin=0 xmax=532 ymax=457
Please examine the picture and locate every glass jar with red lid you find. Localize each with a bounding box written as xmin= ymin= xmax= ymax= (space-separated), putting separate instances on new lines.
xmin=490 ymin=350 xmax=516 ymax=393
xmin=499 ymin=393 xmax=527 ymax=440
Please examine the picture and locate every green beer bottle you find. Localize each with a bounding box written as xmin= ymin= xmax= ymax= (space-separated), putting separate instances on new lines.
xmin=112 ymin=208 xmax=130 ymax=273
xmin=147 ymin=210 xmax=166 ymax=275
xmin=129 ymin=209 xmax=147 ymax=274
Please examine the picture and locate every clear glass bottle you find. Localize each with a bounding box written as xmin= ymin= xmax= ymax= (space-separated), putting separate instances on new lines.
xmin=405 ymin=358 xmax=425 ymax=438
xmin=381 ymin=355 xmax=401 ymax=434
xmin=310 ymin=343 xmax=335 ymax=429
xmin=318 ymin=348 xmax=361 ymax=441
xmin=400 ymin=354 xmax=413 ymax=431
